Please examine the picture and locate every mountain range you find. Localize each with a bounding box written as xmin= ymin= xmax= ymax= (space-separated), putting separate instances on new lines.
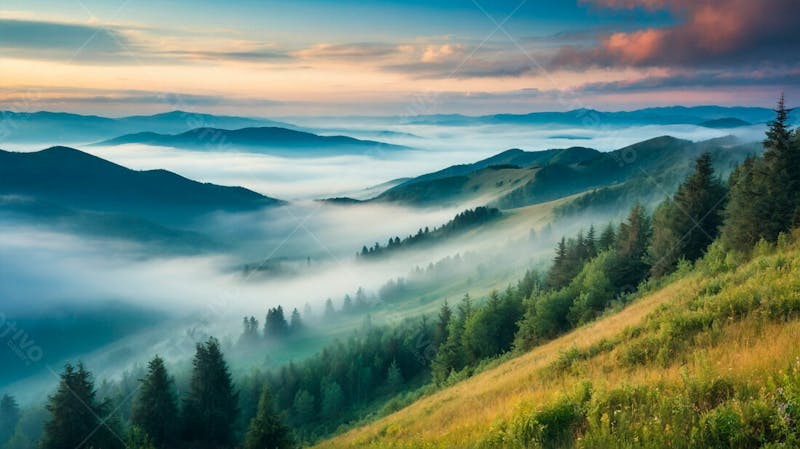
xmin=370 ymin=135 xmax=759 ymax=211
xmin=94 ymin=126 xmax=408 ymax=156
xmin=1 ymin=105 xmax=789 ymax=148
xmin=402 ymin=105 xmax=793 ymax=127
xmin=0 ymin=110 xmax=295 ymax=143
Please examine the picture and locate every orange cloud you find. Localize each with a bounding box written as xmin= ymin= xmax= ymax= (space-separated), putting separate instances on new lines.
xmin=558 ymin=0 xmax=800 ymax=68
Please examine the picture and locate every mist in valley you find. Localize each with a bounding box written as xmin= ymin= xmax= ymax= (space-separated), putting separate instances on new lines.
xmin=0 ymin=119 xmax=765 ymax=406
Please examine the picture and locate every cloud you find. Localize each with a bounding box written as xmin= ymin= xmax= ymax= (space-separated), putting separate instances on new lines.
xmin=165 ymin=48 xmax=292 ymax=62
xmin=0 ymin=87 xmax=285 ymax=109
xmin=293 ymin=42 xmax=400 ymax=61
xmin=0 ymin=17 xmax=297 ymax=66
xmin=553 ymin=0 xmax=800 ymax=69
xmin=577 ymin=69 xmax=800 ymax=94
xmin=377 ymin=42 xmax=544 ymax=79
xmin=384 ymin=59 xmax=535 ymax=79
xmin=0 ymin=18 xmax=132 ymax=62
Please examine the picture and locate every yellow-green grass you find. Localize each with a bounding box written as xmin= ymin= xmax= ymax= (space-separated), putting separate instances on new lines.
xmin=313 ymin=237 xmax=800 ymax=449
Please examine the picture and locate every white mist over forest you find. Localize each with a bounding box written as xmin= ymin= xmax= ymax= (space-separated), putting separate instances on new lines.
xmin=0 ymin=119 xmax=767 ymax=401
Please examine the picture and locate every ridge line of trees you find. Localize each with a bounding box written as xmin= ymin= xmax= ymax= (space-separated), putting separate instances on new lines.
xmin=359 ymin=206 xmax=500 ymax=258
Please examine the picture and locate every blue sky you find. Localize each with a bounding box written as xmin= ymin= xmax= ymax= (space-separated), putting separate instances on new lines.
xmin=0 ymin=0 xmax=797 ymax=115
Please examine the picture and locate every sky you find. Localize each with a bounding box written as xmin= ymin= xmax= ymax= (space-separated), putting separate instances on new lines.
xmin=1 ymin=0 xmax=798 ymax=116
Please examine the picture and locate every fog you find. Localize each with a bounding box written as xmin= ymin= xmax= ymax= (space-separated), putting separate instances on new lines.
xmin=0 ymin=120 xmax=766 ymax=401
xmin=8 ymin=122 xmax=765 ymax=202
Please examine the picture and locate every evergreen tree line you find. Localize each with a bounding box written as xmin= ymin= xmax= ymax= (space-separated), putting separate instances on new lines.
xmin=359 ymin=207 xmax=501 ymax=258
xmin=431 ymin=96 xmax=800 ymax=380
xmin=35 ymin=338 xmax=293 ymax=449
xmin=239 ymin=253 xmax=478 ymax=347
xmin=239 ymin=306 xmax=305 ymax=346
xmin=238 ymin=318 xmax=435 ymax=443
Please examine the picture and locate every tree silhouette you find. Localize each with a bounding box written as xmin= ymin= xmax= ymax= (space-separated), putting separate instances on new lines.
xmin=40 ymin=363 xmax=123 ymax=449
xmin=182 ymin=338 xmax=238 ymax=448
xmin=0 ymin=394 xmax=20 ymax=445
xmin=649 ymin=153 xmax=726 ymax=276
xmin=244 ymin=385 xmax=294 ymax=449
xmin=131 ymin=356 xmax=178 ymax=449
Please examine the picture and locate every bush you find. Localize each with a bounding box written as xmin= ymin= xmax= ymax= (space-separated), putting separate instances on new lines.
xmin=694 ymin=404 xmax=745 ymax=448
xmin=508 ymin=398 xmax=584 ymax=449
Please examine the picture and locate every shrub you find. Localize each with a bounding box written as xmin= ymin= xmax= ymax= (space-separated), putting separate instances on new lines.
xmin=694 ymin=404 xmax=745 ymax=448
xmin=508 ymin=398 xmax=584 ymax=449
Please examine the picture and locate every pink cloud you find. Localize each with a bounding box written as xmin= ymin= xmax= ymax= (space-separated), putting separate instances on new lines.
xmin=556 ymin=0 xmax=800 ymax=68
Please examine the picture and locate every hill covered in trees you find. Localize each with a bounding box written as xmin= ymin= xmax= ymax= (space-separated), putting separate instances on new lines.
xmin=371 ymin=135 xmax=757 ymax=211
xmin=358 ymin=206 xmax=501 ymax=258
xmin=314 ymin=96 xmax=800 ymax=449
xmin=0 ymin=146 xmax=283 ymax=225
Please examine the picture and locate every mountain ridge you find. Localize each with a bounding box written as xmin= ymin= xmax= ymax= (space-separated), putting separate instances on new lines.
xmin=403 ymin=105 xmax=796 ymax=126
xmin=0 ymin=109 xmax=296 ymax=143
xmin=370 ymin=135 xmax=756 ymax=210
xmin=94 ymin=126 xmax=409 ymax=156
xmin=0 ymin=146 xmax=283 ymax=224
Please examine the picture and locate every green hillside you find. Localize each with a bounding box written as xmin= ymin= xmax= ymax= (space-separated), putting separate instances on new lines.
xmin=373 ymin=136 xmax=757 ymax=211
xmin=313 ymin=235 xmax=800 ymax=449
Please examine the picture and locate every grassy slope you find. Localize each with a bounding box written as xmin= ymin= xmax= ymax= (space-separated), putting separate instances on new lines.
xmin=375 ymin=166 xmax=538 ymax=207
xmin=313 ymin=237 xmax=800 ymax=448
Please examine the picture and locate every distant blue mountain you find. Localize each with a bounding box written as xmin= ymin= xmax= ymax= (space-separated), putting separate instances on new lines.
xmin=95 ymin=126 xmax=409 ymax=156
xmin=698 ymin=117 xmax=752 ymax=128
xmin=0 ymin=146 xmax=283 ymax=224
xmin=0 ymin=110 xmax=296 ymax=143
xmin=404 ymin=106 xmax=794 ymax=127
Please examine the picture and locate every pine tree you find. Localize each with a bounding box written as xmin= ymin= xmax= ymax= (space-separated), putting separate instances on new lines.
xmin=0 ymin=394 xmax=20 ymax=445
xmin=289 ymin=308 xmax=303 ymax=333
xmin=612 ymin=204 xmax=652 ymax=290
xmin=721 ymin=156 xmax=769 ymax=251
xmin=649 ymin=153 xmax=726 ymax=276
xmin=585 ymin=225 xmax=597 ymax=259
xmin=182 ymin=338 xmax=238 ymax=448
xmin=127 ymin=426 xmax=157 ymax=449
xmin=432 ymin=294 xmax=472 ymax=384
xmin=324 ymin=298 xmax=335 ymax=318
xmin=385 ymin=360 xmax=404 ymax=393
xmin=40 ymin=363 xmax=123 ymax=449
xmin=761 ymin=94 xmax=799 ymax=238
xmin=320 ymin=381 xmax=344 ymax=420
xmin=244 ymin=386 xmax=294 ymax=449
xmin=265 ymin=306 xmax=289 ymax=338
xmin=131 ymin=356 xmax=178 ymax=449
xmin=342 ymin=295 xmax=354 ymax=314
xmin=598 ymin=222 xmax=616 ymax=250
xmin=722 ymin=96 xmax=798 ymax=251
xmin=547 ymin=237 xmax=569 ymax=288
xmin=433 ymin=300 xmax=452 ymax=348
xmin=291 ymin=390 xmax=315 ymax=424
xmin=239 ymin=316 xmax=259 ymax=345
